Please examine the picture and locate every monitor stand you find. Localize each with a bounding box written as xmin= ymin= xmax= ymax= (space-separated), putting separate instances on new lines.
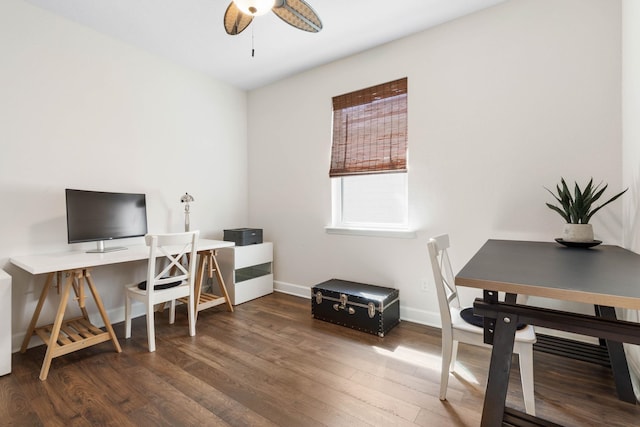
xmin=87 ymin=241 xmax=127 ymax=253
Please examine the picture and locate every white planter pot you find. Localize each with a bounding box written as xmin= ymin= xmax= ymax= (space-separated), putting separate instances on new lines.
xmin=562 ymin=223 xmax=594 ymax=243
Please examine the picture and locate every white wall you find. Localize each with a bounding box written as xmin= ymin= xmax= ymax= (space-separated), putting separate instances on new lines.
xmin=622 ymin=0 xmax=640 ymax=400
xmin=0 ymin=0 xmax=626 ymax=356
xmin=0 ymin=0 xmax=248 ymax=351
xmin=623 ymin=4 xmax=640 ymax=243
xmin=247 ymin=0 xmax=623 ymax=325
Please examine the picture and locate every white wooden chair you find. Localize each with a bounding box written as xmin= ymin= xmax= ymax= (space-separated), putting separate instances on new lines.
xmin=427 ymin=234 xmax=536 ymax=416
xmin=125 ymin=231 xmax=199 ymax=352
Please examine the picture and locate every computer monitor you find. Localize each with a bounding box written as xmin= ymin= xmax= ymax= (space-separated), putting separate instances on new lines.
xmin=65 ymin=189 xmax=148 ymax=253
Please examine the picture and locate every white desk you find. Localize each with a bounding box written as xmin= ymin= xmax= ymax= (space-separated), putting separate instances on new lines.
xmin=10 ymin=238 xmax=234 ymax=380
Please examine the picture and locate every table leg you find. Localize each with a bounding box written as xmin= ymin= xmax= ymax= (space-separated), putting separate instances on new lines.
xmin=27 ymin=268 xmax=123 ymax=380
xmin=71 ymin=272 xmax=90 ymax=320
xmin=39 ymin=273 xmax=74 ymax=380
xmin=482 ymin=290 xmax=498 ymax=344
xmin=210 ymin=250 xmax=233 ymax=313
xmin=21 ymin=272 xmax=54 ymax=353
xmin=84 ymin=269 xmax=122 ymax=353
xmin=193 ymin=253 xmax=207 ymax=318
xmin=481 ymin=311 xmax=519 ymax=427
xmin=595 ymin=305 xmax=636 ymax=403
xmin=505 ymin=293 xmax=517 ymax=304
xmin=184 ymin=250 xmax=234 ymax=316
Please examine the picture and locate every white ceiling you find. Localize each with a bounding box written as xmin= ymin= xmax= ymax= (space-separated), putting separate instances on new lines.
xmin=23 ymin=0 xmax=507 ymax=90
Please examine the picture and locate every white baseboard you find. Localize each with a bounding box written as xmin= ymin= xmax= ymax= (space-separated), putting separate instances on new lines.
xmin=400 ymin=306 xmax=441 ymax=328
xmin=274 ymin=280 xmax=311 ymax=299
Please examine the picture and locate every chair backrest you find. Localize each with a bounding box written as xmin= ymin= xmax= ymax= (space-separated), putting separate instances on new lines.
xmin=144 ymin=231 xmax=200 ymax=299
xmin=427 ymin=234 xmax=460 ymax=329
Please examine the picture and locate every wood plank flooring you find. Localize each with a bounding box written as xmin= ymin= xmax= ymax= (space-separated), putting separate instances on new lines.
xmin=2 ymin=292 xmax=640 ymax=426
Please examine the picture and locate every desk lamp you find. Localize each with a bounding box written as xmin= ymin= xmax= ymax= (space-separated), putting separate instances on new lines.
xmin=180 ymin=192 xmax=195 ymax=232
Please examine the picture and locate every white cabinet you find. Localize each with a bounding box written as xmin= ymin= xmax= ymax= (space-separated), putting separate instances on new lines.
xmin=0 ymin=270 xmax=11 ymax=376
xmin=217 ymin=242 xmax=273 ymax=305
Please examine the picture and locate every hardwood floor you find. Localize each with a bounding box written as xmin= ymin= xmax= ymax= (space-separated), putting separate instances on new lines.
xmin=2 ymin=292 xmax=640 ymax=426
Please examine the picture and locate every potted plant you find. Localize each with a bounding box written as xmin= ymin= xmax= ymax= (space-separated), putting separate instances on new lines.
xmin=545 ymin=178 xmax=627 ymax=243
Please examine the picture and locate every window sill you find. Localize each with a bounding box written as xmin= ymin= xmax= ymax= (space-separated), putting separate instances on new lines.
xmin=325 ymin=226 xmax=417 ymax=239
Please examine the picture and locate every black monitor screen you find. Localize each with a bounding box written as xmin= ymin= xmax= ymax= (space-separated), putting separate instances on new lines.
xmin=65 ymin=189 xmax=148 ymax=245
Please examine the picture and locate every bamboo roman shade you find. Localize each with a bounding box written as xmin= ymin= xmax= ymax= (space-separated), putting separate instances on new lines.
xmin=329 ymin=77 xmax=408 ymax=177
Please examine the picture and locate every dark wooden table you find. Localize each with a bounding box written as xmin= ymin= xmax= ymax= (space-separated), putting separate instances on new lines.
xmin=455 ymin=239 xmax=640 ymax=427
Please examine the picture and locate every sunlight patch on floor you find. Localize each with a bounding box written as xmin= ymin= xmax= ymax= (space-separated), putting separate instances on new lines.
xmin=373 ymin=345 xmax=440 ymax=369
xmin=372 ymin=345 xmax=480 ymax=385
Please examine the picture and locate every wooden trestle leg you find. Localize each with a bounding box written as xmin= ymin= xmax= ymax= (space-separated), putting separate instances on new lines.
xmin=21 ymin=272 xmax=55 ymax=353
xmin=22 ymin=268 xmax=121 ymax=381
xmin=181 ymin=249 xmax=233 ymax=317
xmin=84 ymin=269 xmax=122 ymax=354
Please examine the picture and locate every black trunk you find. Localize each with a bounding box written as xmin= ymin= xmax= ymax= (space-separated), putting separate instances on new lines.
xmin=311 ymin=279 xmax=400 ymax=337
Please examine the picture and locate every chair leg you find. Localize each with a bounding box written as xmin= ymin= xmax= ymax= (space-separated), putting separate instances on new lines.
xmin=188 ymin=293 xmax=195 ymax=337
xmin=518 ymin=345 xmax=536 ymax=416
xmin=124 ymin=292 xmax=132 ymax=339
xmin=146 ymin=306 xmax=156 ymax=352
xmin=440 ymin=337 xmax=453 ymax=400
xmin=450 ymin=340 xmax=459 ymax=373
xmin=169 ymin=299 xmax=176 ymax=324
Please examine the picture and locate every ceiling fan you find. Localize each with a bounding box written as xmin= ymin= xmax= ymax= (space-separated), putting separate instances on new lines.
xmin=224 ymin=0 xmax=322 ymax=35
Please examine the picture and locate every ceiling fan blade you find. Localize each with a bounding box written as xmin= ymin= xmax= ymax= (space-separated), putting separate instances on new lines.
xmin=272 ymin=0 xmax=322 ymax=33
xmin=224 ymin=1 xmax=254 ymax=35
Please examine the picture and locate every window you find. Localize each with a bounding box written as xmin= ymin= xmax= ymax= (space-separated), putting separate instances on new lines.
xmin=333 ymin=173 xmax=408 ymax=228
xmin=328 ymin=78 xmax=411 ymax=236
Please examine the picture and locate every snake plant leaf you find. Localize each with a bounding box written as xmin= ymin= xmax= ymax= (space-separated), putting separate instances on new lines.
xmin=589 ymin=184 xmax=608 ymax=205
xmin=545 ymin=202 xmax=571 ymax=223
xmin=545 ymin=186 xmax=571 ymax=219
xmin=546 ymin=187 xmax=564 ymax=205
xmin=585 ymin=188 xmax=628 ymax=223
xmin=545 ymin=177 xmax=627 ymax=224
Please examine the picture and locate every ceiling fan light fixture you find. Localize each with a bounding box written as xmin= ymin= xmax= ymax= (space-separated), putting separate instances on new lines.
xmin=233 ymin=0 xmax=275 ymax=17
xmin=224 ymin=0 xmax=322 ymax=36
